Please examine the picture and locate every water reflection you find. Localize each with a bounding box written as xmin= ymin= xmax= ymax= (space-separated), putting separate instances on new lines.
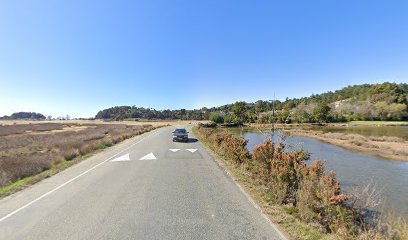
xmin=305 ymin=125 xmax=408 ymax=140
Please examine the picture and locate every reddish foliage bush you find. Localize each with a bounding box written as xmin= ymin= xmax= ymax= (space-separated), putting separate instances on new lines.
xmin=252 ymin=139 xmax=275 ymax=183
xmin=196 ymin=127 xmax=250 ymax=164
xmin=196 ymin=126 xmax=355 ymax=234
xmin=252 ymin=140 xmax=309 ymax=205
xmin=221 ymin=134 xmax=250 ymax=164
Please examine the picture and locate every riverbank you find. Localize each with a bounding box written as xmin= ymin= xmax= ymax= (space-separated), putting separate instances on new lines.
xmin=193 ymin=126 xmax=408 ymax=239
xmin=285 ymin=129 xmax=408 ymax=162
xmin=247 ymin=123 xmax=408 ymax=162
xmin=348 ymin=121 xmax=408 ymax=126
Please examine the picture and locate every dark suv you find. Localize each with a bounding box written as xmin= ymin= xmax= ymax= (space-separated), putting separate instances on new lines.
xmin=172 ymin=128 xmax=189 ymax=142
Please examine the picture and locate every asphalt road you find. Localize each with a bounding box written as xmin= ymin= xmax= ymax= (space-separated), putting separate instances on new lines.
xmin=0 ymin=126 xmax=286 ymax=240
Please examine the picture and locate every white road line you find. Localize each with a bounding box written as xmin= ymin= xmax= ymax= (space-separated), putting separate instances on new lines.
xmin=139 ymin=153 xmax=156 ymax=160
xmin=0 ymin=129 xmax=161 ymax=223
xmin=110 ymin=153 xmax=130 ymax=162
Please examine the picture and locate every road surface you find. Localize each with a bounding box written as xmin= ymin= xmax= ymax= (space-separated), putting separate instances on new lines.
xmin=0 ymin=126 xmax=286 ymax=240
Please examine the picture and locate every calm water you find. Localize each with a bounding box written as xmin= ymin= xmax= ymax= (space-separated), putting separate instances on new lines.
xmin=235 ymin=130 xmax=408 ymax=218
xmin=307 ymin=125 xmax=408 ymax=140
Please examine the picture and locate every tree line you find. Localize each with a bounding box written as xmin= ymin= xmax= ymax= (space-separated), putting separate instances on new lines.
xmin=0 ymin=112 xmax=46 ymax=120
xmin=95 ymin=82 xmax=408 ymax=123
xmin=95 ymin=106 xmax=211 ymax=121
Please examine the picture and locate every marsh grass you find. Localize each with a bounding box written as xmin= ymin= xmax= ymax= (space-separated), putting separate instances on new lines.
xmin=0 ymin=123 xmax=64 ymax=136
xmin=0 ymin=123 xmax=154 ymax=194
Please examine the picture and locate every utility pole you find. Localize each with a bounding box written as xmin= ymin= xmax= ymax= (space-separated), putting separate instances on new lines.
xmin=269 ymin=93 xmax=276 ymax=134
xmin=272 ymin=93 xmax=275 ymax=133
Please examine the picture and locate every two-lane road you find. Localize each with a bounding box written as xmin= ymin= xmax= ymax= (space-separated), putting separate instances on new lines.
xmin=0 ymin=126 xmax=286 ymax=240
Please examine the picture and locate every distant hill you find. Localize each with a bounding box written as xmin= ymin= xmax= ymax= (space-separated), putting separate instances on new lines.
xmin=1 ymin=112 xmax=46 ymax=120
xmin=283 ymin=82 xmax=408 ymax=122
xmin=95 ymin=82 xmax=408 ymax=123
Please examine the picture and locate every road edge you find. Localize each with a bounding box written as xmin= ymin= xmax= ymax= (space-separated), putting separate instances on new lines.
xmin=190 ymin=127 xmax=290 ymax=240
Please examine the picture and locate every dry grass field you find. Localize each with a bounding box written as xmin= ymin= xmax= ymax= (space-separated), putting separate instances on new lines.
xmin=0 ymin=119 xmax=207 ymax=127
xmin=0 ymin=122 xmax=156 ymax=189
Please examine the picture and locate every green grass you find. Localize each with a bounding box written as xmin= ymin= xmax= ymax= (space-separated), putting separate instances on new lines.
xmin=349 ymin=121 xmax=408 ymax=126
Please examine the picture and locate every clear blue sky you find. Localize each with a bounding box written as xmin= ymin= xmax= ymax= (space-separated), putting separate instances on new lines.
xmin=1 ymin=0 xmax=407 ymax=118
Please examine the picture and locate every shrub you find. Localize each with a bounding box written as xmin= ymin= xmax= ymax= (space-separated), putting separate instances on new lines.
xmin=252 ymin=139 xmax=275 ymax=183
xmin=0 ymin=170 xmax=11 ymax=187
xmin=198 ymin=122 xmax=217 ymax=128
xmin=295 ymin=160 xmax=355 ymax=233
xmin=63 ymin=148 xmax=80 ymax=160
xmin=223 ymin=114 xmax=234 ymax=124
xmin=252 ymin=140 xmax=310 ymax=205
xmin=194 ymin=126 xmax=366 ymax=236
xmin=221 ymin=134 xmax=250 ymax=164
xmin=79 ymin=143 xmax=96 ymax=155
xmin=103 ymin=140 xmax=113 ymax=148
xmin=209 ymin=112 xmax=224 ymax=124
xmin=196 ymin=127 xmax=250 ymax=164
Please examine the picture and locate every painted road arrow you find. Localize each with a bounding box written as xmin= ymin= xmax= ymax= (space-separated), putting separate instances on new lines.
xmin=139 ymin=153 xmax=157 ymax=160
xmin=186 ymin=149 xmax=197 ymax=153
xmin=111 ymin=153 xmax=130 ymax=162
xmin=169 ymin=149 xmax=180 ymax=152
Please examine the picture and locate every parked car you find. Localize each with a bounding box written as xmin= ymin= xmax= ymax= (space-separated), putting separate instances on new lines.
xmin=172 ymin=128 xmax=189 ymax=142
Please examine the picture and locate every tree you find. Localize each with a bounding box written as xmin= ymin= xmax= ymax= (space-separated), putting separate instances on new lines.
xmin=292 ymin=109 xmax=313 ymax=123
xmin=313 ymin=103 xmax=331 ymax=123
xmin=93 ymin=82 xmax=408 ymax=122
xmin=209 ymin=112 xmax=224 ymax=124
xmin=278 ymin=109 xmax=290 ymax=123
xmin=232 ymin=101 xmax=247 ymax=123
xmin=9 ymin=112 xmax=46 ymax=120
xmin=224 ymin=114 xmax=234 ymax=123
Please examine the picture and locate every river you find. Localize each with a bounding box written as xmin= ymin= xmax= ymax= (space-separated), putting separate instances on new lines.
xmin=232 ymin=129 xmax=408 ymax=219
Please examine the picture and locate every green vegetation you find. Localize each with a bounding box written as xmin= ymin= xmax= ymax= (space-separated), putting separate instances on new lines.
xmin=0 ymin=112 xmax=46 ymax=120
xmin=209 ymin=112 xmax=225 ymax=124
xmin=95 ymin=82 xmax=408 ymax=124
xmin=95 ymin=106 xmax=210 ymax=121
xmin=194 ymin=126 xmax=408 ymax=239
xmin=251 ymin=82 xmax=407 ymax=123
